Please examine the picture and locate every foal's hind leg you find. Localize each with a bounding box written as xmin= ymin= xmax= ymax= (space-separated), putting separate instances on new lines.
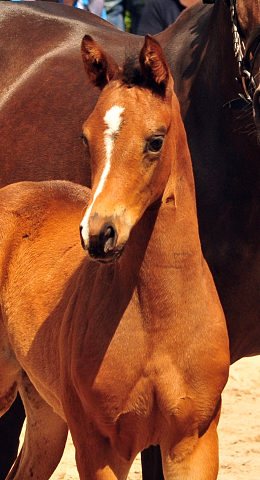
xmin=7 ymin=373 xmax=68 ymax=480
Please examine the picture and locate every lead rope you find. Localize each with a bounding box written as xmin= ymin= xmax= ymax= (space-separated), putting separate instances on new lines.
xmin=230 ymin=0 xmax=257 ymax=102
xmin=230 ymin=0 xmax=244 ymax=72
xmin=204 ymin=0 xmax=255 ymax=109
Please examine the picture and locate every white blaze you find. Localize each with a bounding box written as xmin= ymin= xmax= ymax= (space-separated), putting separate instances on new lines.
xmin=80 ymin=105 xmax=124 ymax=242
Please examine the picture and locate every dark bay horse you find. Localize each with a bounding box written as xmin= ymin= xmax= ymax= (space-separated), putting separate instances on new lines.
xmin=163 ymin=0 xmax=260 ymax=365
xmin=1 ymin=0 xmax=260 ymax=478
xmin=0 ymin=36 xmax=229 ymax=480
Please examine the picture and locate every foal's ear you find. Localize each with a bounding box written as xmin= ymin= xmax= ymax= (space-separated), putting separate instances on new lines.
xmin=139 ymin=35 xmax=171 ymax=97
xmin=81 ymin=35 xmax=120 ymax=90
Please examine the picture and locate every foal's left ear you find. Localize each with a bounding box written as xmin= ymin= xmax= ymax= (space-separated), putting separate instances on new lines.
xmin=139 ymin=35 xmax=171 ymax=97
xmin=81 ymin=35 xmax=120 ymax=90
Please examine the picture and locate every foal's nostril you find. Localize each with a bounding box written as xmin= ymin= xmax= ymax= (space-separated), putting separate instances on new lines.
xmin=101 ymin=223 xmax=118 ymax=253
xmin=79 ymin=225 xmax=86 ymax=250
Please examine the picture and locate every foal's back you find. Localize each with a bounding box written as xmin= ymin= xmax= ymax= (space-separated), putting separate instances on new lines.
xmin=0 ymin=180 xmax=90 ymax=293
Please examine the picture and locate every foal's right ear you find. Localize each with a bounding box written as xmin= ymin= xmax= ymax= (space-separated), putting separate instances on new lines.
xmin=81 ymin=35 xmax=120 ymax=90
xmin=139 ymin=35 xmax=171 ymax=98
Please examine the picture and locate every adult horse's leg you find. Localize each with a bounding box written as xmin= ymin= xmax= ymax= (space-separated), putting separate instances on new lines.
xmin=6 ymin=373 xmax=68 ymax=480
xmin=0 ymin=395 xmax=25 ymax=480
xmin=141 ymin=446 xmax=164 ymax=480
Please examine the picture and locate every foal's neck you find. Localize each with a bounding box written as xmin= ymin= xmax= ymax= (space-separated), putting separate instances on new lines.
xmin=133 ymin=118 xmax=204 ymax=328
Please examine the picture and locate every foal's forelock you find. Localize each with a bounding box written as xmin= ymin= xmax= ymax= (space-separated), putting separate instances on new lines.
xmin=120 ymin=55 xmax=168 ymax=97
xmin=121 ymin=55 xmax=145 ymax=87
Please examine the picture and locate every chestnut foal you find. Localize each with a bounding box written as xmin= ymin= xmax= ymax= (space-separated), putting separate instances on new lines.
xmin=0 ymin=35 xmax=229 ymax=480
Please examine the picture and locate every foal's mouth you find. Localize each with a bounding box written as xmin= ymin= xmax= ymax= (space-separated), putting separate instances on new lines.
xmin=87 ymin=243 xmax=126 ymax=264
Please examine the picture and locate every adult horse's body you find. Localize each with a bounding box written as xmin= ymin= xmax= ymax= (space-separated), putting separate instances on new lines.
xmin=1 ymin=0 xmax=260 ymax=478
xmin=0 ymin=1 xmax=143 ymax=189
xmin=0 ymin=36 xmax=229 ymax=479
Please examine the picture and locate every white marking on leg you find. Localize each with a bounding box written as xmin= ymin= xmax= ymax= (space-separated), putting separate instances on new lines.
xmin=80 ymin=105 xmax=124 ymax=242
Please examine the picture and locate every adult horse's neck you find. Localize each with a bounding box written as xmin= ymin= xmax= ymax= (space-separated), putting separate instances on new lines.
xmin=160 ymin=1 xmax=237 ymax=113
xmin=160 ymin=0 xmax=260 ymax=362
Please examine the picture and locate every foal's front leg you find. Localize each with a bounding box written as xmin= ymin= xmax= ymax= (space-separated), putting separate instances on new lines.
xmin=161 ymin=404 xmax=221 ymax=480
xmin=7 ymin=374 xmax=68 ymax=480
xmin=68 ymin=415 xmax=133 ymax=480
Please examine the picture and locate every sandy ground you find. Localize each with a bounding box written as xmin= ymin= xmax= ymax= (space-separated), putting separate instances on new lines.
xmin=19 ymin=356 xmax=260 ymax=479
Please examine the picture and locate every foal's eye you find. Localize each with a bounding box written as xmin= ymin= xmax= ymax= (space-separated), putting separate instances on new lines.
xmin=147 ymin=136 xmax=165 ymax=153
xmin=81 ymin=134 xmax=89 ymax=149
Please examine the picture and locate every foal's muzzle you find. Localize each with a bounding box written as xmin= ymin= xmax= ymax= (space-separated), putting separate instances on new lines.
xmin=80 ymin=220 xmax=125 ymax=263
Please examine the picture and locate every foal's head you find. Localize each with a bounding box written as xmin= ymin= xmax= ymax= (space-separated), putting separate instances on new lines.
xmin=80 ymin=35 xmax=177 ymax=263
